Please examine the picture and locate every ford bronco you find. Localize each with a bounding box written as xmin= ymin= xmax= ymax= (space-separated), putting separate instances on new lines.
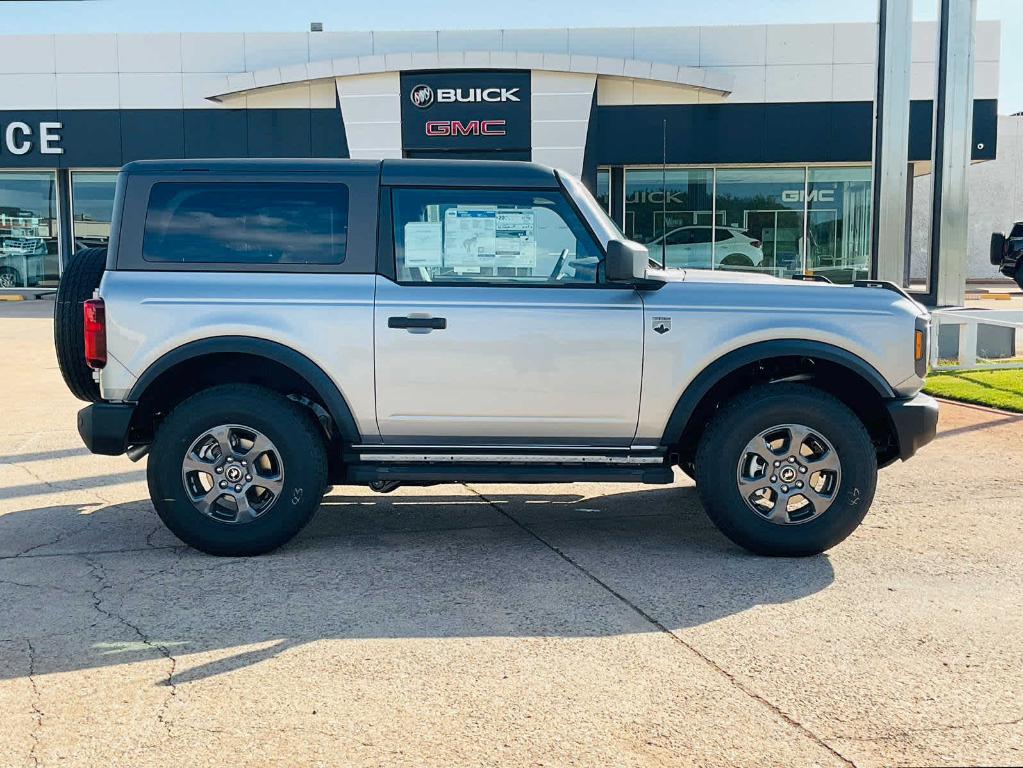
xmin=54 ymin=159 xmax=937 ymax=557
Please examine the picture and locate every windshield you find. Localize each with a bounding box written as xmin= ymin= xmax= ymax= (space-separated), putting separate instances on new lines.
xmin=558 ymin=171 xmax=624 ymax=247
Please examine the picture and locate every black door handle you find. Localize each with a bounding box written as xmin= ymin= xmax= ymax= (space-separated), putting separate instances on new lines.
xmin=388 ymin=316 xmax=447 ymax=330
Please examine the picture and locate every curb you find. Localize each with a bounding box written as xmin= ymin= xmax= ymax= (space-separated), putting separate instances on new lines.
xmin=933 ymin=397 xmax=1023 ymax=418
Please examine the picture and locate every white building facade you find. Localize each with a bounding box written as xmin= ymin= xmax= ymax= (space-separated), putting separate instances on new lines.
xmin=0 ymin=22 xmax=1002 ymax=294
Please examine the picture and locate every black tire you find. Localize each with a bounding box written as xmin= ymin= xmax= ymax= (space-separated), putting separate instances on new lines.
xmin=1015 ymin=264 xmax=1023 ymax=291
xmin=147 ymin=384 xmax=328 ymax=556
xmin=719 ymin=253 xmax=754 ymax=269
xmin=695 ymin=383 xmax=877 ymax=557
xmin=54 ymin=247 xmax=107 ymax=402
xmin=0 ymin=266 xmax=21 ymax=289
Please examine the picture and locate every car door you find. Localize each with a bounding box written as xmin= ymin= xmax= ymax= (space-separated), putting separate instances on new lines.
xmin=373 ymin=185 xmax=644 ymax=446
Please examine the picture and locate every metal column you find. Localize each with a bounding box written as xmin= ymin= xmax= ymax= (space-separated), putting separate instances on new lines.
xmin=870 ymin=0 xmax=913 ymax=284
xmin=56 ymin=168 xmax=73 ymax=275
xmin=929 ymin=0 xmax=977 ymax=307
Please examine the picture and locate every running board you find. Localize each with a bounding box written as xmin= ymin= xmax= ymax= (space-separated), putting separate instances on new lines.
xmin=346 ymin=462 xmax=675 ymax=485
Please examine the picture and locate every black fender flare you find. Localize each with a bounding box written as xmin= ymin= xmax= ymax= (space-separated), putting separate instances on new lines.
xmin=660 ymin=339 xmax=896 ymax=446
xmin=127 ymin=336 xmax=361 ymax=442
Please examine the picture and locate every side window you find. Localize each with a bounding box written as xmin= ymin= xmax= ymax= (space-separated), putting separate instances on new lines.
xmin=715 ymin=228 xmax=735 ymax=242
xmin=665 ymin=228 xmax=692 ymax=246
xmin=143 ymin=182 xmax=349 ymax=265
xmin=689 ymin=228 xmax=713 ymax=244
xmin=1010 ymin=223 xmax=1023 ymax=239
xmin=392 ymin=188 xmax=602 ymax=285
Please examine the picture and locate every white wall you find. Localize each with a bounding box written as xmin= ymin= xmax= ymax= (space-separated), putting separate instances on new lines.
xmin=0 ymin=21 xmax=1001 ymax=111
xmin=911 ymin=115 xmax=1023 ymax=282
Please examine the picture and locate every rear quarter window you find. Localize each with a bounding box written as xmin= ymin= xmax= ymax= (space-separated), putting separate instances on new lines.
xmin=1009 ymin=222 xmax=1023 ymax=239
xmin=142 ymin=181 xmax=349 ymax=265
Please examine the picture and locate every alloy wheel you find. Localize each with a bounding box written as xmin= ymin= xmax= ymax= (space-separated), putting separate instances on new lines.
xmin=180 ymin=424 xmax=284 ymax=524
xmin=735 ymin=423 xmax=842 ymax=525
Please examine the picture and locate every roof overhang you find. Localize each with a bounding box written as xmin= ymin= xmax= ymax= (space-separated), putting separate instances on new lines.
xmin=206 ymin=50 xmax=734 ymax=102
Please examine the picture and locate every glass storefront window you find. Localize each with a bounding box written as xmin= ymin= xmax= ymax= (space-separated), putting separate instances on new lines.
xmin=624 ymin=168 xmax=713 ymax=268
xmin=71 ymin=172 xmax=117 ymax=254
xmin=0 ymin=172 xmax=59 ymax=289
xmin=714 ymin=167 xmax=806 ymax=277
xmin=805 ymin=167 xmax=872 ymax=283
xmin=595 ymin=168 xmax=611 ymax=215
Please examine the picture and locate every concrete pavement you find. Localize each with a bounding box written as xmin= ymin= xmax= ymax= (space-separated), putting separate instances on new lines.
xmin=0 ymin=299 xmax=1021 ymax=767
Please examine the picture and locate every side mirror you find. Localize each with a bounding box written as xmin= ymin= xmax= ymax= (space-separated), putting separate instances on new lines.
xmin=990 ymin=232 xmax=1006 ymax=265
xmin=605 ymin=239 xmax=651 ymax=284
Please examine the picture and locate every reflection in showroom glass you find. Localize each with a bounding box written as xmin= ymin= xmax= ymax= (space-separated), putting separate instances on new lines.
xmin=0 ymin=172 xmax=59 ymax=289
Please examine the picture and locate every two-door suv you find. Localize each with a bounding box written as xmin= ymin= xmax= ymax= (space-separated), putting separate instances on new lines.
xmin=54 ymin=159 xmax=938 ymax=557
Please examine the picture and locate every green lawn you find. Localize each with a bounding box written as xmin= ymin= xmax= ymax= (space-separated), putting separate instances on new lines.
xmin=924 ymin=369 xmax=1023 ymax=413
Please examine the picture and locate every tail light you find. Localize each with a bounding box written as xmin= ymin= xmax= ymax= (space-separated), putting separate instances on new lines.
xmin=83 ymin=298 xmax=107 ymax=369
xmin=750 ymin=240 xmax=763 ymax=249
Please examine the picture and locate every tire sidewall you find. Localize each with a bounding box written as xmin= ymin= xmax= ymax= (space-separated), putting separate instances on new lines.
xmin=148 ymin=390 xmax=326 ymax=555
xmin=697 ymin=389 xmax=876 ymax=556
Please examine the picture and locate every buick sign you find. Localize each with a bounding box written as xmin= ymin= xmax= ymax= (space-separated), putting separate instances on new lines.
xmin=410 ymin=84 xmax=434 ymax=109
xmin=411 ymin=84 xmax=520 ymax=108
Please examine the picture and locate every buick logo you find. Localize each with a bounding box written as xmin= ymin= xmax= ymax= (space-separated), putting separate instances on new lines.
xmin=410 ymin=84 xmax=434 ymax=109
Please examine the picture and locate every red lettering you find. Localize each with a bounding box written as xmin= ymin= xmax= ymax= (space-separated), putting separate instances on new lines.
xmin=450 ymin=120 xmax=480 ymax=136
xmin=481 ymin=120 xmax=506 ymax=136
xmin=424 ymin=119 xmax=507 ymax=137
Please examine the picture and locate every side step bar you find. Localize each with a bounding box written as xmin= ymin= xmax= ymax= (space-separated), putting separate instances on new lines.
xmin=346 ymin=462 xmax=675 ymax=485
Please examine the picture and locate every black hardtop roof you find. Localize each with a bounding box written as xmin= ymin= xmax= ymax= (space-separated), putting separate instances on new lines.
xmin=120 ymin=158 xmax=561 ymax=188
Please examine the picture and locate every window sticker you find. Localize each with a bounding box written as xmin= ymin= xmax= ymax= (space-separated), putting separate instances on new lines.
xmin=443 ymin=206 xmax=497 ymax=267
xmin=494 ymin=210 xmax=537 ymax=268
xmin=403 ymin=221 xmax=443 ymax=267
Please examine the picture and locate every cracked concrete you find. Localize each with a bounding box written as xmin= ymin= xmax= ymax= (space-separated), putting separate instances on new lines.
xmin=1 ymin=299 xmax=1022 ymax=767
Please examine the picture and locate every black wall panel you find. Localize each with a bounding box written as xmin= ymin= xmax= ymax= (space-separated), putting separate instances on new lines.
xmin=247 ymin=109 xmax=311 ymax=157
xmin=121 ymin=109 xmax=185 ymax=161
xmin=0 ymin=97 xmax=997 ymax=169
xmin=594 ymin=99 xmax=998 ymax=166
xmin=183 ymin=109 xmax=248 ymax=157
xmin=0 ymin=106 xmax=346 ymax=167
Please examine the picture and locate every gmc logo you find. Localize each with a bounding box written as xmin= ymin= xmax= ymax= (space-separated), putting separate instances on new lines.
xmin=425 ymin=120 xmax=507 ymax=137
xmin=782 ymin=189 xmax=835 ymax=203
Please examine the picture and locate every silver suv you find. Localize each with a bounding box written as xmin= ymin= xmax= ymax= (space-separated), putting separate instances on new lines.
xmin=56 ymin=159 xmax=937 ymax=557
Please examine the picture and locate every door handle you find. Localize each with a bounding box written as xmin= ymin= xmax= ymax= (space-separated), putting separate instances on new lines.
xmin=388 ymin=316 xmax=447 ymax=330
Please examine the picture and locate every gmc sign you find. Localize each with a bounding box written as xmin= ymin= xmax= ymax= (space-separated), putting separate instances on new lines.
xmin=425 ymin=120 xmax=507 ymax=137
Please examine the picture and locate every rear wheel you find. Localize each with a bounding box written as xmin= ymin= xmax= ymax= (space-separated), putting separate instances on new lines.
xmin=695 ymin=383 xmax=877 ymax=556
xmin=719 ymin=253 xmax=754 ymax=269
xmin=1015 ymin=264 xmax=1023 ymax=291
xmin=147 ymin=385 xmax=328 ymax=556
xmin=53 ymin=247 xmax=107 ymax=402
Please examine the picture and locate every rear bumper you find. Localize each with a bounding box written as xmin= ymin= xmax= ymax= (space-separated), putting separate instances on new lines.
xmin=886 ymin=392 xmax=939 ymax=462
xmin=77 ymin=402 xmax=135 ymax=456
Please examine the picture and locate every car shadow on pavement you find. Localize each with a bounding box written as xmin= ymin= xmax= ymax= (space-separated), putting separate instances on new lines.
xmin=0 ymin=485 xmax=835 ymax=685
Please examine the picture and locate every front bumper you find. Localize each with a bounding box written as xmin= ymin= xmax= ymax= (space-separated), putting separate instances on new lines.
xmin=77 ymin=402 xmax=136 ymax=456
xmin=886 ymin=392 xmax=939 ymax=462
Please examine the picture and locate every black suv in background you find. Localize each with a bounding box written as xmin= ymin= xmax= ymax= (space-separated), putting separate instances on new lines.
xmin=991 ymin=223 xmax=1023 ymax=289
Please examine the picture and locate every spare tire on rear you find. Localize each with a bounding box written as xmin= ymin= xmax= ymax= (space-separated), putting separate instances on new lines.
xmin=54 ymin=247 xmax=107 ymax=402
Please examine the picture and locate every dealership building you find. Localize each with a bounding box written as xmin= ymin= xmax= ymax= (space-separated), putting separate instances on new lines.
xmin=0 ymin=22 xmax=1002 ymax=293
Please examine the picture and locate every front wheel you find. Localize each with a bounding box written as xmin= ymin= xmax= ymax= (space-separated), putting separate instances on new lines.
xmin=147 ymin=384 xmax=328 ymax=556
xmin=695 ymin=383 xmax=877 ymax=556
xmin=0 ymin=266 xmax=21 ymax=289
